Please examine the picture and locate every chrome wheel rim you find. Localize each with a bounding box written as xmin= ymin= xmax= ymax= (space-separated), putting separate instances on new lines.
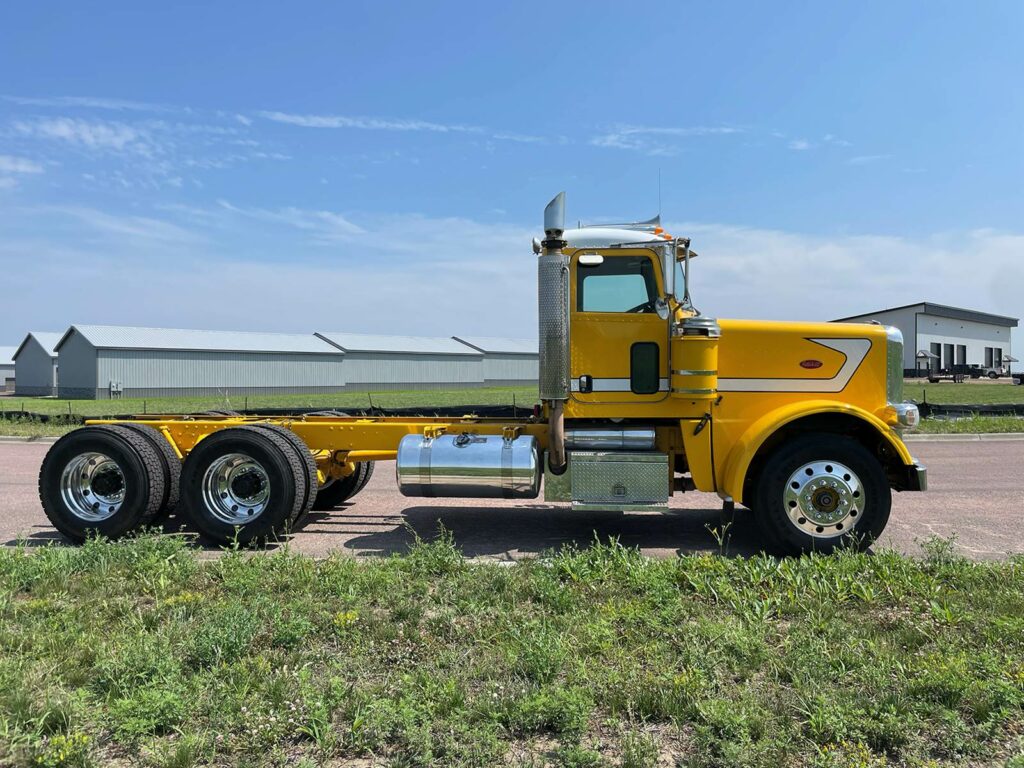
xmin=60 ymin=452 xmax=126 ymax=522
xmin=783 ymin=460 xmax=862 ymax=537
xmin=201 ymin=453 xmax=271 ymax=525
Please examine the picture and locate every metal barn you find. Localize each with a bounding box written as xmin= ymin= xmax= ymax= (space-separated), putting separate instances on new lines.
xmin=834 ymin=302 xmax=1018 ymax=376
xmin=54 ymin=326 xmax=346 ymax=399
xmin=0 ymin=346 xmax=15 ymax=392
xmin=315 ymin=332 xmax=484 ymax=390
xmin=451 ymin=336 xmax=538 ymax=385
xmin=12 ymin=332 xmax=61 ymax=396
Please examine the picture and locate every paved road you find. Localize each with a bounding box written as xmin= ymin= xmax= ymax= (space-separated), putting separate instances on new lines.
xmin=2 ymin=440 xmax=1022 ymax=560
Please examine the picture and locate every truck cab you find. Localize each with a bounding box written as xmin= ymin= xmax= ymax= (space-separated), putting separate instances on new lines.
xmin=537 ymin=192 xmax=926 ymax=553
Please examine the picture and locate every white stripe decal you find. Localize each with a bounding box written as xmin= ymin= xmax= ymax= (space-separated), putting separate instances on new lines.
xmin=717 ymin=338 xmax=871 ymax=393
xmin=571 ymin=377 xmax=669 ymax=393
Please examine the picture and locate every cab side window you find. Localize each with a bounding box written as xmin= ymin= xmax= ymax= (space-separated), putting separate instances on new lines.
xmin=576 ymin=256 xmax=659 ymax=313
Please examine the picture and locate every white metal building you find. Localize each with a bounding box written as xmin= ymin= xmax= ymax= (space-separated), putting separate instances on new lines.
xmin=451 ymin=336 xmax=538 ymax=385
xmin=0 ymin=346 xmax=15 ymax=392
xmin=315 ymin=332 xmax=485 ymax=390
xmin=12 ymin=332 xmax=61 ymax=396
xmin=54 ymin=326 xmax=346 ymax=399
xmin=834 ymin=302 xmax=1018 ymax=376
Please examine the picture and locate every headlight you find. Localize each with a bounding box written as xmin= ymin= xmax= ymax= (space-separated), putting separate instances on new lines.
xmin=893 ymin=403 xmax=920 ymax=429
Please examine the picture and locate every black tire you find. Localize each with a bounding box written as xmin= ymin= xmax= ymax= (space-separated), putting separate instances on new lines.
xmin=38 ymin=425 xmax=167 ymax=543
xmin=354 ymin=460 xmax=375 ymax=493
xmin=248 ymin=423 xmax=318 ymax=528
xmin=312 ymin=463 xmax=366 ymax=511
xmin=202 ymin=410 xmax=241 ymax=417
xmin=305 ymin=410 xmax=349 ymax=417
xmin=752 ymin=434 xmax=891 ymax=556
xmin=179 ymin=427 xmax=306 ymax=545
xmin=118 ymin=422 xmax=181 ymax=520
xmin=987 ymin=371 xmax=999 ymax=380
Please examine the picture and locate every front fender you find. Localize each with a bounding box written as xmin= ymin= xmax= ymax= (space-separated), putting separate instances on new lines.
xmin=720 ymin=401 xmax=914 ymax=504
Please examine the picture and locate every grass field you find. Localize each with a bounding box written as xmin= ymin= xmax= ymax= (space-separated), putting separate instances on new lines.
xmin=905 ymin=380 xmax=1024 ymax=405
xmin=913 ymin=415 xmax=1024 ymax=434
xmin=0 ymin=387 xmax=539 ymax=438
xmin=0 ymin=386 xmax=540 ymax=418
xmin=1 ymin=534 xmax=1023 ymax=767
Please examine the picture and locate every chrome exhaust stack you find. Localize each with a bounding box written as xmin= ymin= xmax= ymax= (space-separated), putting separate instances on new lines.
xmin=538 ymin=192 xmax=570 ymax=472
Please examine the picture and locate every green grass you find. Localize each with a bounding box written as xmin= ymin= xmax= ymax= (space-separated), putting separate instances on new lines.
xmin=0 ymin=418 xmax=77 ymax=438
xmin=905 ymin=381 xmax=1024 ymax=405
xmin=0 ymin=386 xmax=539 ymax=418
xmin=912 ymin=415 xmax=1024 ymax=434
xmin=2 ymin=534 xmax=1024 ymax=767
xmin=0 ymin=387 xmax=539 ymax=438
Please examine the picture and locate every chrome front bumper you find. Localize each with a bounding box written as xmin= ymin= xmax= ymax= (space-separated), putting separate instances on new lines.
xmin=901 ymin=463 xmax=928 ymax=492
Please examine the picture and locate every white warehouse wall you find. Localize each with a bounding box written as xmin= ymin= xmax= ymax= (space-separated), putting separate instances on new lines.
xmin=916 ymin=314 xmax=1011 ymax=369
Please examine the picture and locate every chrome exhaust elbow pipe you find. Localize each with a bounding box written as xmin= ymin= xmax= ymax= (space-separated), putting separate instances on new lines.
xmin=548 ymin=400 xmax=566 ymax=472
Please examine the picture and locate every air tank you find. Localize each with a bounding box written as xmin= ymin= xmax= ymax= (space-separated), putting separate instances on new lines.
xmin=671 ymin=315 xmax=721 ymax=400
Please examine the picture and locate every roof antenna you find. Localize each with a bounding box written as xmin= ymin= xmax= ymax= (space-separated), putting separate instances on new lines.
xmin=658 ymin=168 xmax=662 ymax=219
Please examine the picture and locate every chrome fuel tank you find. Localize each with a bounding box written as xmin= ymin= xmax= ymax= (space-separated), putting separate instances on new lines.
xmin=396 ymin=433 xmax=541 ymax=499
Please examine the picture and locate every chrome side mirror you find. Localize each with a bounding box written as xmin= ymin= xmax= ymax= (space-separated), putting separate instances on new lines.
xmin=655 ymin=297 xmax=670 ymax=320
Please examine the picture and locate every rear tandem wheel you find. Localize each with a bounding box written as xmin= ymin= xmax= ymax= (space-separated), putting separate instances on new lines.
xmin=303 ymin=410 xmax=375 ymax=510
xmin=178 ymin=426 xmax=307 ymax=545
xmin=38 ymin=425 xmax=168 ymax=542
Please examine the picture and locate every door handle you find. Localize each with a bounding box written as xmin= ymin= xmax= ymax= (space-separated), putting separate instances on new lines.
xmin=578 ymin=375 xmax=593 ymax=394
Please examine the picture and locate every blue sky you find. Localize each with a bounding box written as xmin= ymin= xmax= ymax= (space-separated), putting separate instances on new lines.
xmin=1 ymin=1 xmax=1022 ymax=347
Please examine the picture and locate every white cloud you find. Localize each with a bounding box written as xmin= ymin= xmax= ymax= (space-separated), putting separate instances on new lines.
xmin=13 ymin=117 xmax=151 ymax=153
xmin=0 ymin=177 xmax=16 ymax=189
xmin=848 ymin=154 xmax=892 ymax=165
xmin=25 ymin=205 xmax=202 ymax=244
xmin=668 ymin=221 xmax=1023 ymax=340
xmin=591 ymin=125 xmax=743 ymax=155
xmin=490 ymin=131 xmax=547 ymax=144
xmin=258 ymin=110 xmax=482 ymax=134
xmin=215 ymin=200 xmax=365 ymax=240
xmin=0 ymin=206 xmax=535 ymax=338
xmin=3 ymin=95 xmax=173 ymax=112
xmin=788 ymin=139 xmax=812 ymax=150
xmin=0 ymin=155 xmax=43 ymax=174
xmin=822 ymin=133 xmax=853 ymax=147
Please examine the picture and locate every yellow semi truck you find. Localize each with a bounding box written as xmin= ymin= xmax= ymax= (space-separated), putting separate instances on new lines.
xmin=38 ymin=193 xmax=926 ymax=555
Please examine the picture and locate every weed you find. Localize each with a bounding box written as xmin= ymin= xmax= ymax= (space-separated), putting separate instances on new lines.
xmin=1 ymin=535 xmax=1022 ymax=766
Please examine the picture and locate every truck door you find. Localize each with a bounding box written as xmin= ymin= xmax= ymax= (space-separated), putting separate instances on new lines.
xmin=569 ymin=249 xmax=669 ymax=405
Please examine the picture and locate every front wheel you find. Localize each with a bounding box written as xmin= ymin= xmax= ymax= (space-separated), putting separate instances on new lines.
xmin=752 ymin=434 xmax=891 ymax=555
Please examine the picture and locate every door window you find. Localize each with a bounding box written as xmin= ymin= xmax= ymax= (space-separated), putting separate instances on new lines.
xmin=630 ymin=342 xmax=660 ymax=394
xmin=577 ymin=256 xmax=658 ymax=313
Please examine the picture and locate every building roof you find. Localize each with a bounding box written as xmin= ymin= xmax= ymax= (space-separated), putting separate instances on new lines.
xmin=452 ymin=336 xmax=538 ymax=354
xmin=0 ymin=346 xmax=17 ymax=365
xmin=833 ymin=302 xmax=1018 ymax=328
xmin=13 ymin=332 xmax=63 ymax=360
xmin=316 ymin=332 xmax=481 ymax=355
xmin=55 ymin=325 xmax=343 ymax=355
